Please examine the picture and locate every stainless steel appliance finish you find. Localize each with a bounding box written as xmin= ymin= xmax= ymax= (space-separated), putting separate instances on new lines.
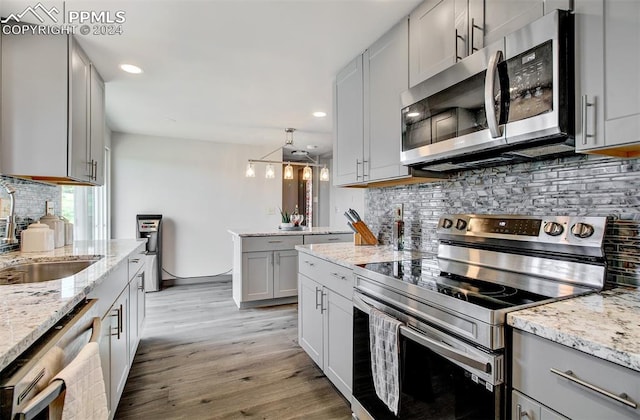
xmin=0 ymin=299 xmax=99 ymax=419
xmin=136 ymin=214 xmax=162 ymax=292
xmin=351 ymin=214 xmax=607 ymax=420
xmin=400 ymin=10 xmax=574 ymax=171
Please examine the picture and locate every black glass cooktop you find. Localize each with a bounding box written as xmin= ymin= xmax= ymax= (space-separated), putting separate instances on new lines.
xmin=357 ymin=258 xmax=551 ymax=310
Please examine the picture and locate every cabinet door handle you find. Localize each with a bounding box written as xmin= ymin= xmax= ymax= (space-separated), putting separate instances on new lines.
xmin=138 ymin=272 xmax=145 ymax=291
xmin=93 ymin=161 xmax=98 ymax=180
xmin=470 ymin=18 xmax=481 ymax=53
xmin=110 ymin=308 xmax=121 ymax=339
xmin=320 ymin=290 xmax=327 ymax=314
xmin=356 ymin=159 xmax=362 ymax=180
xmin=515 ymin=404 xmax=530 ymax=420
xmin=275 ymin=252 xmax=280 ymax=266
xmin=455 ymin=29 xmax=464 ymax=62
xmin=315 ymin=287 xmax=322 ymax=310
xmin=581 ymin=95 xmax=596 ymax=145
xmin=550 ymin=368 xmax=638 ymax=409
xmin=362 ymin=160 xmax=369 ymax=179
xmin=118 ymin=303 xmax=123 ymax=334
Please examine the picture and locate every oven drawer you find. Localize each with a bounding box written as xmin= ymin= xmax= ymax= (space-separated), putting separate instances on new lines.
xmin=242 ymin=235 xmax=303 ymax=252
xmin=298 ymin=253 xmax=353 ymax=299
xmin=512 ymin=330 xmax=640 ymax=419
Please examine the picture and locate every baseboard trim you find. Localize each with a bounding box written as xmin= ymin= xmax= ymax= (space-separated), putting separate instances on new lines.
xmin=162 ymin=274 xmax=231 ymax=287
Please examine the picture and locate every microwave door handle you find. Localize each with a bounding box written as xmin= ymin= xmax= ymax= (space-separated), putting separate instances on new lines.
xmin=485 ymin=50 xmax=504 ymax=138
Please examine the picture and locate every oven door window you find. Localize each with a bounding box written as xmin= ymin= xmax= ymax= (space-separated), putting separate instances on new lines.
xmin=353 ymin=307 xmax=501 ymax=420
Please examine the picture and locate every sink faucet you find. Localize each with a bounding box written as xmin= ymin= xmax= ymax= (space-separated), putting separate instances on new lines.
xmin=0 ymin=178 xmax=18 ymax=245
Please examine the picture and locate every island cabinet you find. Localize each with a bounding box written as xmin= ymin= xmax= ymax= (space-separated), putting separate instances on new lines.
xmin=512 ymin=330 xmax=640 ymax=420
xmin=0 ymin=29 xmax=105 ymax=185
xmin=574 ymin=0 xmax=640 ymax=156
xmin=232 ymin=235 xmax=303 ymax=308
xmin=298 ymin=252 xmax=353 ymax=401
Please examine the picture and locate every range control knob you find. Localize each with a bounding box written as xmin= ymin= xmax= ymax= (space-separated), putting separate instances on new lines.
xmin=441 ymin=218 xmax=453 ymax=229
xmin=455 ymin=219 xmax=468 ymax=230
xmin=543 ymin=222 xmax=564 ymax=236
xmin=571 ymin=222 xmax=595 ymax=238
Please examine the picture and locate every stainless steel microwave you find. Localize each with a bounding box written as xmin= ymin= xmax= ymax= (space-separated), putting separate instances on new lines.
xmin=400 ymin=10 xmax=574 ymax=171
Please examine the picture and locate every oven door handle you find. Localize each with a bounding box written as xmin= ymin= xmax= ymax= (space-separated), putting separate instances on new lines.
xmin=354 ymin=292 xmax=491 ymax=374
xmin=399 ymin=326 xmax=491 ymax=374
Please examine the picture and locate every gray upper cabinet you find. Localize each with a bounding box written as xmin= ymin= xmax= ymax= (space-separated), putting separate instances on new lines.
xmin=409 ymin=0 xmax=468 ymax=87
xmin=365 ymin=18 xmax=410 ymax=181
xmin=575 ymin=0 xmax=640 ymax=155
xmin=1 ymin=30 xmax=105 ymax=185
xmin=335 ymin=18 xmax=420 ymax=187
xmin=409 ymin=0 xmax=571 ymax=87
xmin=334 ymin=55 xmax=364 ymax=186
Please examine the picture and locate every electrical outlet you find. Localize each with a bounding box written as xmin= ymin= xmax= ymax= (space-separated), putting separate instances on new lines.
xmin=46 ymin=200 xmax=54 ymax=215
xmin=395 ymin=204 xmax=404 ymax=220
xmin=267 ymin=207 xmax=275 ymax=215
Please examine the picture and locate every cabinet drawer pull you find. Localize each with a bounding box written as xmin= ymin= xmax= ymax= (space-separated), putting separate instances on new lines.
xmin=516 ymin=404 xmax=530 ymax=420
xmin=327 ymin=237 xmax=340 ymax=241
xmin=550 ymin=368 xmax=638 ymax=409
xmin=268 ymin=240 xmax=283 ymax=244
xmin=304 ymin=260 xmax=315 ymax=267
xmin=330 ymin=272 xmax=347 ymax=281
xmin=129 ymin=258 xmax=140 ymax=263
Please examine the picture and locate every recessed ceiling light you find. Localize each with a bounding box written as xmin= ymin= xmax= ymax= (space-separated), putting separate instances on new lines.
xmin=306 ymin=145 xmax=318 ymax=150
xmin=312 ymin=111 xmax=327 ymax=118
xmin=407 ymin=112 xmax=420 ymax=117
xmin=120 ymin=64 xmax=143 ymax=74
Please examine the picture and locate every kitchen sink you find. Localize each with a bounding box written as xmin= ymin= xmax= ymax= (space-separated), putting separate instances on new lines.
xmin=0 ymin=258 xmax=102 ymax=285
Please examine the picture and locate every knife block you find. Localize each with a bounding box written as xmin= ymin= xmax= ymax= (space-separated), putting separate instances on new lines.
xmin=353 ymin=222 xmax=378 ymax=246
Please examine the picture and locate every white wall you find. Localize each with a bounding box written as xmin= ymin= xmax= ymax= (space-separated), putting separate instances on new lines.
xmin=112 ymin=132 xmax=283 ymax=278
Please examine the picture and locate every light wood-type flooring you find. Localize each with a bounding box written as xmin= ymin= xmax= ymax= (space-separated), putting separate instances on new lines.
xmin=115 ymin=281 xmax=352 ymax=420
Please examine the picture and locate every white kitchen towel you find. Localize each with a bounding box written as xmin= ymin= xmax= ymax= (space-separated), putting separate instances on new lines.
xmin=52 ymin=341 xmax=108 ymax=420
xmin=369 ymin=307 xmax=402 ymax=415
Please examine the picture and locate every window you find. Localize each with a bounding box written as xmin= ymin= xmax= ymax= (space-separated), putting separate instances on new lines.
xmin=61 ymin=147 xmax=111 ymax=240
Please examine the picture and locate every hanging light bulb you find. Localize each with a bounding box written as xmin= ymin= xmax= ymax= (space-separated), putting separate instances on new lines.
xmin=284 ymin=162 xmax=294 ymax=180
xmin=320 ymin=165 xmax=330 ymax=182
xmin=245 ymin=162 xmax=256 ymax=178
xmin=265 ymin=164 xmax=275 ymax=179
xmin=302 ymin=165 xmax=312 ymax=181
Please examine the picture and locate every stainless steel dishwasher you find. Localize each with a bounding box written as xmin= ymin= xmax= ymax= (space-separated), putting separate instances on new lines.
xmin=0 ymin=299 xmax=100 ymax=419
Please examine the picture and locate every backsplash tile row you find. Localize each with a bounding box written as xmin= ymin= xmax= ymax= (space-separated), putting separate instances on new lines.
xmin=365 ymin=154 xmax=640 ymax=287
xmin=0 ymin=176 xmax=61 ymax=254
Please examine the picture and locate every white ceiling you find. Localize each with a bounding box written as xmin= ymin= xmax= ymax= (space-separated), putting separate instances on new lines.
xmin=2 ymin=0 xmax=421 ymax=160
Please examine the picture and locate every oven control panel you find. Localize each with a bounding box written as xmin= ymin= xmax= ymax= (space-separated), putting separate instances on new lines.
xmin=437 ymin=214 xmax=607 ymax=248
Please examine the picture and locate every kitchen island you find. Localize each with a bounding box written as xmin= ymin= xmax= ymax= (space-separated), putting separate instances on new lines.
xmin=227 ymin=227 xmax=353 ymax=308
xmin=0 ymin=239 xmax=145 ymax=372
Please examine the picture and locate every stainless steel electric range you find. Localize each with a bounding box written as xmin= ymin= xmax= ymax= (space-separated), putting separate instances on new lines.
xmin=352 ymin=214 xmax=608 ymax=420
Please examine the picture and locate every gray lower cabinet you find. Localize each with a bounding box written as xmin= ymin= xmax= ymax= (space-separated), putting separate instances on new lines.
xmin=89 ymin=250 xmax=146 ymax=419
xmin=512 ymin=330 xmax=640 ymax=419
xmin=574 ymin=0 xmax=640 ymax=154
xmin=298 ymin=253 xmax=353 ymax=400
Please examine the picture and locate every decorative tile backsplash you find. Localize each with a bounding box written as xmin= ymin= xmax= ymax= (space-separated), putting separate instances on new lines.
xmin=366 ymin=154 xmax=640 ymax=287
xmin=0 ymin=176 xmax=61 ymax=254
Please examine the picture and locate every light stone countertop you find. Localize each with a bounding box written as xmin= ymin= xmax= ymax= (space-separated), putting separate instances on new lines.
xmin=507 ymin=287 xmax=640 ymax=373
xmin=0 ymin=239 xmax=146 ymax=372
xmin=295 ymin=242 xmax=426 ymax=269
xmin=228 ymin=226 xmax=353 ymax=237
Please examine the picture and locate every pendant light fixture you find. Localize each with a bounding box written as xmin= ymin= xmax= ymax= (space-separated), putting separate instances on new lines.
xmin=265 ymin=163 xmax=275 ymax=179
xmin=320 ymin=165 xmax=330 ymax=182
xmin=284 ymin=162 xmax=294 ymax=180
xmin=302 ymin=165 xmax=312 ymax=181
xmin=245 ymin=128 xmax=329 ymax=182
